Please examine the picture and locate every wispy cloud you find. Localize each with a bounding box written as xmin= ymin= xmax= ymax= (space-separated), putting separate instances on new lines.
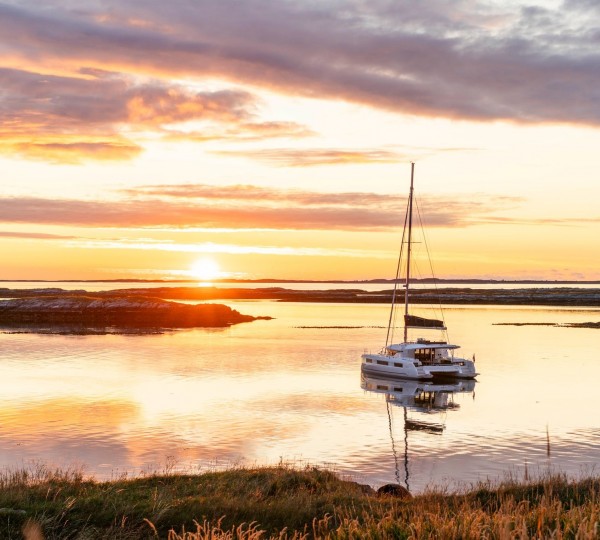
xmin=162 ymin=122 xmax=314 ymax=143
xmin=0 ymin=188 xmax=525 ymax=230
xmin=66 ymin=239 xmax=383 ymax=258
xmin=1 ymin=1 xmax=599 ymax=126
xmin=126 ymin=183 xmax=404 ymax=204
xmin=0 ymin=230 xmax=77 ymax=240
xmin=1 ymin=139 xmax=143 ymax=164
xmin=213 ymin=148 xmax=405 ymax=167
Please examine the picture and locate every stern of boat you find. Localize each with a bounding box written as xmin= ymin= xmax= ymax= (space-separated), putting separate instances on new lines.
xmin=453 ymin=357 xmax=479 ymax=379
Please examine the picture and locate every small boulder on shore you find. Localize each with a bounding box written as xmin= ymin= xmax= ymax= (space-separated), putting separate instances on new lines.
xmin=377 ymin=483 xmax=412 ymax=499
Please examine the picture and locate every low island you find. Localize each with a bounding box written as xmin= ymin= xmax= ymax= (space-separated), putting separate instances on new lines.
xmin=2 ymin=284 xmax=600 ymax=305
xmin=0 ymin=295 xmax=269 ymax=333
xmin=1 ymin=284 xmax=599 ymax=334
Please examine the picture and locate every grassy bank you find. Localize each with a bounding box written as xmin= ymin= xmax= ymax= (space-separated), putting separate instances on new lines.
xmin=0 ymin=465 xmax=598 ymax=539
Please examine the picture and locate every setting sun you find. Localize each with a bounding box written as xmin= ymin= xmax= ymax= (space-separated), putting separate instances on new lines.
xmin=190 ymin=257 xmax=221 ymax=281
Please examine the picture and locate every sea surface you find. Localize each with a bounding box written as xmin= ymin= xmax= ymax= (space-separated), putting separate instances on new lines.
xmin=0 ymin=282 xmax=599 ymax=492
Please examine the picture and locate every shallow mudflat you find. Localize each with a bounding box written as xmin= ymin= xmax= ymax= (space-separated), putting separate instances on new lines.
xmin=495 ymin=321 xmax=600 ymax=328
xmin=0 ymin=295 xmax=268 ymax=333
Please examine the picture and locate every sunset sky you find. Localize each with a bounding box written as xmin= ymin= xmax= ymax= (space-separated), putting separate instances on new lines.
xmin=1 ymin=0 xmax=599 ymax=281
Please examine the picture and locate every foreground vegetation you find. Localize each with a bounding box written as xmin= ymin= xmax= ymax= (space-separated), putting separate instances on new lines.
xmin=0 ymin=465 xmax=598 ymax=539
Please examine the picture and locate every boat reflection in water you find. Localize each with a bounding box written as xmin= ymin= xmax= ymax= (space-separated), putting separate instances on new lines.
xmin=361 ymin=368 xmax=476 ymax=491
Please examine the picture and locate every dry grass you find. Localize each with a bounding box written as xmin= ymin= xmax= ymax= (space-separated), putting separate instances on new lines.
xmin=0 ymin=464 xmax=598 ymax=539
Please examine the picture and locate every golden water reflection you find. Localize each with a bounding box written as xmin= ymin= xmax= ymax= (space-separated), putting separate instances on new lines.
xmin=0 ymin=301 xmax=599 ymax=490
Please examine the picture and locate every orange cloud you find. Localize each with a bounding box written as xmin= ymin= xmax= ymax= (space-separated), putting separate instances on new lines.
xmin=213 ymin=148 xmax=405 ymax=167
xmin=162 ymin=121 xmax=313 ymax=143
xmin=125 ymin=86 xmax=253 ymax=126
xmin=1 ymin=138 xmax=142 ymax=164
xmin=0 ymin=67 xmax=309 ymax=162
xmin=0 ymin=231 xmax=76 ymax=239
xmin=0 ymin=188 xmax=524 ymax=230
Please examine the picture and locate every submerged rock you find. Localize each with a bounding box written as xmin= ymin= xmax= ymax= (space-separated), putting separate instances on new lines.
xmin=0 ymin=296 xmax=269 ymax=330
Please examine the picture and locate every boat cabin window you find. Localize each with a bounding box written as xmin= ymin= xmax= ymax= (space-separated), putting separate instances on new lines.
xmin=416 ymin=348 xmax=453 ymax=364
xmin=376 ymin=360 xmax=389 ymax=366
xmin=365 ymin=358 xmax=372 ymax=363
xmin=394 ymin=362 xmax=403 ymax=368
xmin=414 ymin=348 xmax=436 ymax=363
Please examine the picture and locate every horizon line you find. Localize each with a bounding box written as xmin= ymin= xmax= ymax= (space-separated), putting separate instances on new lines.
xmin=1 ymin=278 xmax=600 ymax=285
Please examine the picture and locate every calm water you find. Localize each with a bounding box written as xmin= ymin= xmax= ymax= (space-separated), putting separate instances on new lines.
xmin=0 ymin=290 xmax=599 ymax=492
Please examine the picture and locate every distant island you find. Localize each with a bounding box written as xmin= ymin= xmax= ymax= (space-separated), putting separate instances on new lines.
xmin=1 ymin=285 xmax=600 ymax=306
xmin=1 ymin=284 xmax=598 ymax=334
xmin=2 ymin=278 xmax=600 ymax=284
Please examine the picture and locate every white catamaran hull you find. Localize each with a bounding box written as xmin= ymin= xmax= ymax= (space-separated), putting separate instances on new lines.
xmin=361 ymin=352 xmax=478 ymax=380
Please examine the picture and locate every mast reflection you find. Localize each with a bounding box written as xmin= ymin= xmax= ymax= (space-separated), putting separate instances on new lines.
xmin=361 ymin=368 xmax=476 ymax=491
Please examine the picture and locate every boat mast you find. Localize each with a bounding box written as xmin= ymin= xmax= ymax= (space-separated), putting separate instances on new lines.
xmin=403 ymin=162 xmax=415 ymax=342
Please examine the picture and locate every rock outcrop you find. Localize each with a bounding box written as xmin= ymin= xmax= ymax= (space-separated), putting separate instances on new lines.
xmin=0 ymin=296 xmax=267 ymax=330
xmin=377 ymin=483 xmax=412 ymax=499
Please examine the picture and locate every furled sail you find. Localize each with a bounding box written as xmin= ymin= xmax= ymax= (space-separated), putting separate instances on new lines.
xmin=404 ymin=314 xmax=445 ymax=329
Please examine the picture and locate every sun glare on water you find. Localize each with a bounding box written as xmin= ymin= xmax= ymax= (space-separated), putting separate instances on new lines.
xmin=190 ymin=257 xmax=222 ymax=283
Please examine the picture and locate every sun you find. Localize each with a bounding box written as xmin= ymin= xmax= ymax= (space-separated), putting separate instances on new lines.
xmin=190 ymin=257 xmax=221 ymax=282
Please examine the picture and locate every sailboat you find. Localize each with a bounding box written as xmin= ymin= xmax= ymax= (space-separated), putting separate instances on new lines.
xmin=361 ymin=163 xmax=478 ymax=380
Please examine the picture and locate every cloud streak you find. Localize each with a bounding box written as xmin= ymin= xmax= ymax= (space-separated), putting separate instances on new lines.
xmin=0 ymin=231 xmax=77 ymax=240
xmin=2 ymin=139 xmax=143 ymax=164
xmin=162 ymin=121 xmax=313 ymax=144
xmin=213 ymin=148 xmax=405 ymax=167
xmin=1 ymin=1 xmax=599 ymax=126
xmin=0 ymin=187 xmax=524 ymax=231
xmin=66 ymin=239 xmax=383 ymax=259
